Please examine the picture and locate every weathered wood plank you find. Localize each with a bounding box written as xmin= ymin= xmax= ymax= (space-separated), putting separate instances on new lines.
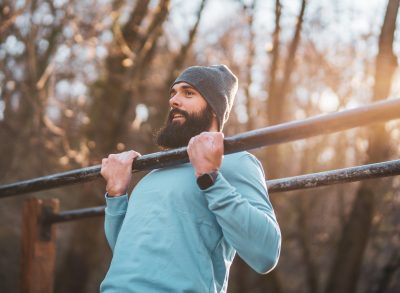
xmin=21 ymin=198 xmax=59 ymax=293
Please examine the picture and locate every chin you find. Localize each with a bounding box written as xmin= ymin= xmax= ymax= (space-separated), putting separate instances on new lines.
xmin=171 ymin=120 xmax=185 ymax=125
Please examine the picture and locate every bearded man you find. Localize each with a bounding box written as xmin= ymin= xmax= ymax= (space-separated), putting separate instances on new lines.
xmin=100 ymin=65 xmax=281 ymax=293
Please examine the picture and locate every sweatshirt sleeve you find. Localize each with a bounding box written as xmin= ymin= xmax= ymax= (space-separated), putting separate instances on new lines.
xmin=203 ymin=153 xmax=281 ymax=274
xmin=104 ymin=193 xmax=129 ymax=252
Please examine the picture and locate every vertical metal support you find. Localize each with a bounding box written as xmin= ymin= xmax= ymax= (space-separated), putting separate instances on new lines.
xmin=20 ymin=198 xmax=59 ymax=293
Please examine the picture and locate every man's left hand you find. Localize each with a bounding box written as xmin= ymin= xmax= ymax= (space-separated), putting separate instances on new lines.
xmin=187 ymin=132 xmax=224 ymax=177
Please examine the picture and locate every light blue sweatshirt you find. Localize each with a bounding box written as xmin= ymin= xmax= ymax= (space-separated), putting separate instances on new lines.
xmin=100 ymin=151 xmax=281 ymax=293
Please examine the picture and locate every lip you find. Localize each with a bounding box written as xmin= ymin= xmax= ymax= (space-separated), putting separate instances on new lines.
xmin=172 ymin=116 xmax=185 ymax=122
xmin=171 ymin=114 xmax=185 ymax=121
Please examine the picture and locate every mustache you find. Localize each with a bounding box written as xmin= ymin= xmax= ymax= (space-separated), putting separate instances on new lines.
xmin=168 ymin=108 xmax=189 ymax=122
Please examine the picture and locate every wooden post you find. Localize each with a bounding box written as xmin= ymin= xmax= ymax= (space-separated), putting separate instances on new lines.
xmin=21 ymin=198 xmax=59 ymax=293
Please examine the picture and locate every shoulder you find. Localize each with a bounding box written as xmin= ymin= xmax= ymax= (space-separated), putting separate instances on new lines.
xmin=222 ymin=151 xmax=263 ymax=169
xmin=220 ymin=152 xmax=270 ymax=202
xmin=221 ymin=151 xmax=266 ymax=180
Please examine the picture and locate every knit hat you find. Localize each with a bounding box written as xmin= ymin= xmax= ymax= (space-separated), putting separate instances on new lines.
xmin=172 ymin=64 xmax=238 ymax=130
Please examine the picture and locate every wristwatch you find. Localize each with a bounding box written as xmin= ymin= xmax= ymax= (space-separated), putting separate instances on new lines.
xmin=196 ymin=171 xmax=219 ymax=190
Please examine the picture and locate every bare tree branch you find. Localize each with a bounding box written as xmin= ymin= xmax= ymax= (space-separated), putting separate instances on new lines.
xmin=165 ymin=0 xmax=208 ymax=87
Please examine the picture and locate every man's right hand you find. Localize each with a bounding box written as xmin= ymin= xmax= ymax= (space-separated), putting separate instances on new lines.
xmin=100 ymin=150 xmax=141 ymax=197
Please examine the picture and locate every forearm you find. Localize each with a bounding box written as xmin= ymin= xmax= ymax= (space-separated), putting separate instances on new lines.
xmin=204 ymin=174 xmax=281 ymax=274
xmin=104 ymin=193 xmax=129 ymax=252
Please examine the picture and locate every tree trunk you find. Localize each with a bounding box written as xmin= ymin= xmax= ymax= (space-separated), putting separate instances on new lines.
xmin=265 ymin=0 xmax=307 ymax=179
xmin=325 ymin=1 xmax=399 ymax=292
xmin=57 ymin=1 xmax=171 ymax=292
xmin=86 ymin=0 xmax=170 ymax=155
xmin=368 ymin=250 xmax=400 ymax=293
xmin=266 ymin=0 xmax=282 ymax=127
xmin=244 ymin=0 xmax=257 ymax=131
xmin=157 ymin=0 xmax=207 ymax=121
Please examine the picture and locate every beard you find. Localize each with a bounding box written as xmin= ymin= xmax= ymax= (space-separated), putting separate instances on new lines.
xmin=155 ymin=105 xmax=214 ymax=149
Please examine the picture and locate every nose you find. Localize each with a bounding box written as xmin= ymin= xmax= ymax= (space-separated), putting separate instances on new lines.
xmin=169 ymin=93 xmax=181 ymax=108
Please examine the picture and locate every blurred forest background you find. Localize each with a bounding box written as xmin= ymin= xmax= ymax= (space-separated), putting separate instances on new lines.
xmin=1 ymin=0 xmax=400 ymax=292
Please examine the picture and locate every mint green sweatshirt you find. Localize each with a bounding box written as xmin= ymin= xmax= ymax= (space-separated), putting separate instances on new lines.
xmin=100 ymin=151 xmax=281 ymax=293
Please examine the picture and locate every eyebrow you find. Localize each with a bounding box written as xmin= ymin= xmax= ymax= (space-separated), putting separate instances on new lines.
xmin=181 ymin=85 xmax=195 ymax=90
xmin=170 ymin=84 xmax=198 ymax=95
xmin=181 ymin=85 xmax=200 ymax=95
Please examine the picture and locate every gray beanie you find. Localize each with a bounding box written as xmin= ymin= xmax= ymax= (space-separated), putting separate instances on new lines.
xmin=172 ymin=64 xmax=238 ymax=130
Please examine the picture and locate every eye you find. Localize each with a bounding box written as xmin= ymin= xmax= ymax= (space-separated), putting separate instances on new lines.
xmin=185 ymin=90 xmax=194 ymax=96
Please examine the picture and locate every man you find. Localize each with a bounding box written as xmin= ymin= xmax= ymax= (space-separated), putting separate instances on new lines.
xmin=100 ymin=65 xmax=281 ymax=292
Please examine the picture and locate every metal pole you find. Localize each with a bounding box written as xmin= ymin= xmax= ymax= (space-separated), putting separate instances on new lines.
xmin=267 ymin=159 xmax=400 ymax=193
xmin=44 ymin=159 xmax=400 ymax=224
xmin=1 ymin=98 xmax=400 ymax=198
xmin=45 ymin=206 xmax=105 ymax=224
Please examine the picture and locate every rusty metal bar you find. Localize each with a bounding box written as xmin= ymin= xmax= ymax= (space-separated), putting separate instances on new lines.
xmin=44 ymin=159 xmax=400 ymax=224
xmin=1 ymin=98 xmax=400 ymax=198
xmin=44 ymin=206 xmax=105 ymax=224
xmin=267 ymin=159 xmax=400 ymax=193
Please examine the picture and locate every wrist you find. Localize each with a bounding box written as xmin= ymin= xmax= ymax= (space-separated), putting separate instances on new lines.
xmin=106 ymin=192 xmax=125 ymax=197
xmin=106 ymin=185 xmax=127 ymax=197
xmin=196 ymin=171 xmax=219 ymax=190
xmin=195 ymin=167 xmax=219 ymax=178
xmin=106 ymin=192 xmax=126 ymax=198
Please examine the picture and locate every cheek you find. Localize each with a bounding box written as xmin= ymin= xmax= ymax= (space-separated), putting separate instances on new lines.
xmin=179 ymin=94 xmax=207 ymax=114
xmin=189 ymin=96 xmax=207 ymax=111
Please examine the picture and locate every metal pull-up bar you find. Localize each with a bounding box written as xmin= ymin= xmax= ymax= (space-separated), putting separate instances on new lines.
xmin=1 ymin=98 xmax=400 ymax=198
xmin=43 ymin=158 xmax=400 ymax=224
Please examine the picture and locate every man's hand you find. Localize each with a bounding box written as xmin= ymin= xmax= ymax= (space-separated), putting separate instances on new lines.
xmin=101 ymin=150 xmax=141 ymax=197
xmin=187 ymin=132 xmax=224 ymax=177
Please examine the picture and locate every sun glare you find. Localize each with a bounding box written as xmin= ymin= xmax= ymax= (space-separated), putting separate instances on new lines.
xmin=318 ymin=89 xmax=340 ymax=113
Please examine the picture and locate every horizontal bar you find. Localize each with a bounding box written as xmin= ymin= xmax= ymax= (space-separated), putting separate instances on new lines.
xmin=267 ymin=159 xmax=400 ymax=192
xmin=45 ymin=159 xmax=400 ymax=224
xmin=45 ymin=206 xmax=105 ymax=224
xmin=1 ymin=98 xmax=400 ymax=198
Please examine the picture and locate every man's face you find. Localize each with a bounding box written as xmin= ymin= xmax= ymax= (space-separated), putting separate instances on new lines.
xmin=156 ymin=82 xmax=214 ymax=149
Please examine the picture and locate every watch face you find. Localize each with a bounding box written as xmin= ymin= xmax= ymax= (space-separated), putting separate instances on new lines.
xmin=197 ymin=172 xmax=218 ymax=190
